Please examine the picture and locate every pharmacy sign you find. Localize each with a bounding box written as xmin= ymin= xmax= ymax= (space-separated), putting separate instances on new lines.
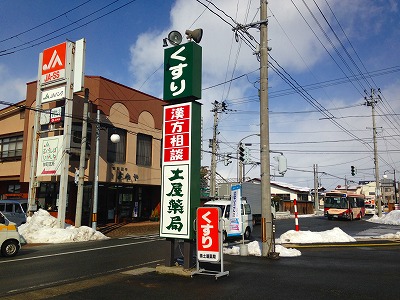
xmin=163 ymin=42 xmax=202 ymax=101
xmin=160 ymin=102 xmax=201 ymax=239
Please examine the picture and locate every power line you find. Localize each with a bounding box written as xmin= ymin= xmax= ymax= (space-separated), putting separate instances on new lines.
xmin=0 ymin=0 xmax=137 ymax=57
xmin=0 ymin=0 xmax=94 ymax=44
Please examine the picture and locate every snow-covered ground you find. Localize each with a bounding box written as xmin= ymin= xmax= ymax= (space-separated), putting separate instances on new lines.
xmin=16 ymin=209 xmax=400 ymax=258
xmin=224 ymin=210 xmax=400 ymax=258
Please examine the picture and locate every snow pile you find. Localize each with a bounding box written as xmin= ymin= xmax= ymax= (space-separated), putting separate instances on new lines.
xmin=18 ymin=209 xmax=109 ymax=243
xmin=367 ymin=210 xmax=400 ymax=239
xmin=275 ymin=244 xmax=302 ymax=257
xmin=367 ymin=210 xmax=400 ymax=225
xmin=223 ymin=241 xmax=301 ymax=257
xmin=279 ymin=227 xmax=356 ymax=244
xmin=223 ymin=228 xmax=354 ymax=258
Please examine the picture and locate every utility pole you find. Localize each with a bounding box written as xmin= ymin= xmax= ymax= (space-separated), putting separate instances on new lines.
xmin=365 ymin=88 xmax=382 ymax=217
xmin=75 ymin=88 xmax=89 ymax=227
xmin=209 ymin=101 xmax=228 ymax=198
xmin=314 ymin=164 xmax=319 ymax=211
xmin=231 ymin=0 xmax=272 ymax=257
xmin=92 ymin=109 xmax=100 ymax=230
xmin=394 ymin=169 xmax=398 ymax=204
xmin=259 ymin=0 xmax=273 ymax=257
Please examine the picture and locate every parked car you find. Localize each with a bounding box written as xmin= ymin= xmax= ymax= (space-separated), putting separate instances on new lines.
xmin=0 ymin=199 xmax=28 ymax=226
xmin=203 ymin=199 xmax=253 ymax=242
xmin=0 ymin=211 xmax=22 ymax=257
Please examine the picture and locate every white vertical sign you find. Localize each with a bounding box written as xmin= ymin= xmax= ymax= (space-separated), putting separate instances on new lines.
xmin=73 ymin=39 xmax=86 ymax=93
xmin=160 ymin=164 xmax=190 ymax=238
xmin=229 ymin=184 xmax=242 ymax=237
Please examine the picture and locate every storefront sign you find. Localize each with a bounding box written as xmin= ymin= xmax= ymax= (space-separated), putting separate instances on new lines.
xmin=41 ymin=86 xmax=66 ymax=104
xmin=163 ymin=42 xmax=202 ymax=101
xmin=196 ymin=207 xmax=220 ymax=262
xmin=160 ymin=164 xmax=190 ymax=237
xmin=50 ymin=106 xmax=63 ymax=123
xmin=163 ymin=103 xmax=191 ymax=162
xmin=36 ymin=136 xmax=63 ymax=176
xmin=160 ymin=102 xmax=201 ymax=239
xmin=41 ymin=42 xmax=67 ymax=85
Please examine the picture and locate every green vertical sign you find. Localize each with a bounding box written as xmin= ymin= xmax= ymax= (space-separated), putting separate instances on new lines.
xmin=163 ymin=42 xmax=202 ymax=101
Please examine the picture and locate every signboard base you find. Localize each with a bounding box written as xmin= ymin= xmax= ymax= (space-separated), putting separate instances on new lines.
xmin=192 ymin=217 xmax=229 ymax=280
xmin=191 ymin=267 xmax=229 ymax=280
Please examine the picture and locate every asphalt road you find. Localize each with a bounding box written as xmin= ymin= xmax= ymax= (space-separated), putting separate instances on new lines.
xmin=1 ymin=216 xmax=399 ymax=299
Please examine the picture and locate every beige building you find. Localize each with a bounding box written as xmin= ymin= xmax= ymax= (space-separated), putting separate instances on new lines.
xmin=0 ymin=76 xmax=164 ymax=226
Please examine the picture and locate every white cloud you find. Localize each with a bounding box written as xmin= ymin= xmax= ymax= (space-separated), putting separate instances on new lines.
xmin=128 ymin=0 xmax=400 ymax=190
xmin=0 ymin=64 xmax=29 ymax=104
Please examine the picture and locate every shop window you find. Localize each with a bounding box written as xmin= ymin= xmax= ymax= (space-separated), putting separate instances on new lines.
xmin=0 ymin=135 xmax=23 ymax=161
xmin=7 ymin=184 xmax=21 ymax=193
xmin=136 ymin=133 xmax=152 ymax=166
xmin=107 ymin=128 xmax=126 ymax=163
xmin=37 ymin=182 xmax=58 ymax=211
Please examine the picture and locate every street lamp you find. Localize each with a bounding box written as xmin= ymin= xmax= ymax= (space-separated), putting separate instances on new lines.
xmin=92 ymin=109 xmax=120 ymax=230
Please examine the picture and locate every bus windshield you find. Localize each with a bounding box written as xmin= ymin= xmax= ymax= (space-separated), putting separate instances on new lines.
xmin=324 ymin=196 xmax=348 ymax=209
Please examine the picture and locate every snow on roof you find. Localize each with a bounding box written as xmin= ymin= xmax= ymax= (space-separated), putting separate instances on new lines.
xmin=271 ymin=181 xmax=310 ymax=193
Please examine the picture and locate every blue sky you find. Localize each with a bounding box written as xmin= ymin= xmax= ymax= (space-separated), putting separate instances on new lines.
xmin=1 ymin=0 xmax=400 ymax=191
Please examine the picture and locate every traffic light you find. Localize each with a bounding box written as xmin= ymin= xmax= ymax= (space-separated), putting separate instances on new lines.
xmin=224 ymin=154 xmax=232 ymax=166
xmin=351 ymin=166 xmax=355 ymax=176
xmin=243 ymin=147 xmax=250 ymax=163
xmin=239 ymin=144 xmax=245 ymax=162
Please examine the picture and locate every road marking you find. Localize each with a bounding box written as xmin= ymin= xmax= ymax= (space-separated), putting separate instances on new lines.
xmin=4 ymin=259 xmax=163 ymax=298
xmin=286 ymin=241 xmax=400 ymax=248
xmin=118 ymin=234 xmax=162 ymax=240
xmin=0 ymin=239 xmax=157 ymax=264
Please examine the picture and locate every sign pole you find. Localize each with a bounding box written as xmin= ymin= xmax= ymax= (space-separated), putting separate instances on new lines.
xmin=30 ymin=39 xmax=85 ymax=227
xmin=57 ymin=42 xmax=75 ymax=228
xmin=27 ymin=53 xmax=44 ymax=215
xmin=160 ymin=40 xmax=202 ymax=269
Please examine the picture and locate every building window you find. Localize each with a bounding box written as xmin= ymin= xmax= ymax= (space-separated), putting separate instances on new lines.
xmin=136 ymin=133 xmax=152 ymax=166
xmin=107 ymin=128 xmax=126 ymax=163
xmin=71 ymin=123 xmax=92 ymax=150
xmin=7 ymin=184 xmax=21 ymax=193
xmin=0 ymin=135 xmax=23 ymax=161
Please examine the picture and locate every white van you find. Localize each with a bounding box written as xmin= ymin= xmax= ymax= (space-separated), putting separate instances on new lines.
xmin=0 ymin=199 xmax=28 ymax=226
xmin=203 ymin=199 xmax=253 ymax=242
xmin=0 ymin=211 xmax=22 ymax=257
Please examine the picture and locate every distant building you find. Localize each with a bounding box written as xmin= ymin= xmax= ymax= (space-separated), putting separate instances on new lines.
xmin=0 ymin=76 xmax=164 ymax=225
xmin=216 ymin=179 xmax=314 ymax=214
